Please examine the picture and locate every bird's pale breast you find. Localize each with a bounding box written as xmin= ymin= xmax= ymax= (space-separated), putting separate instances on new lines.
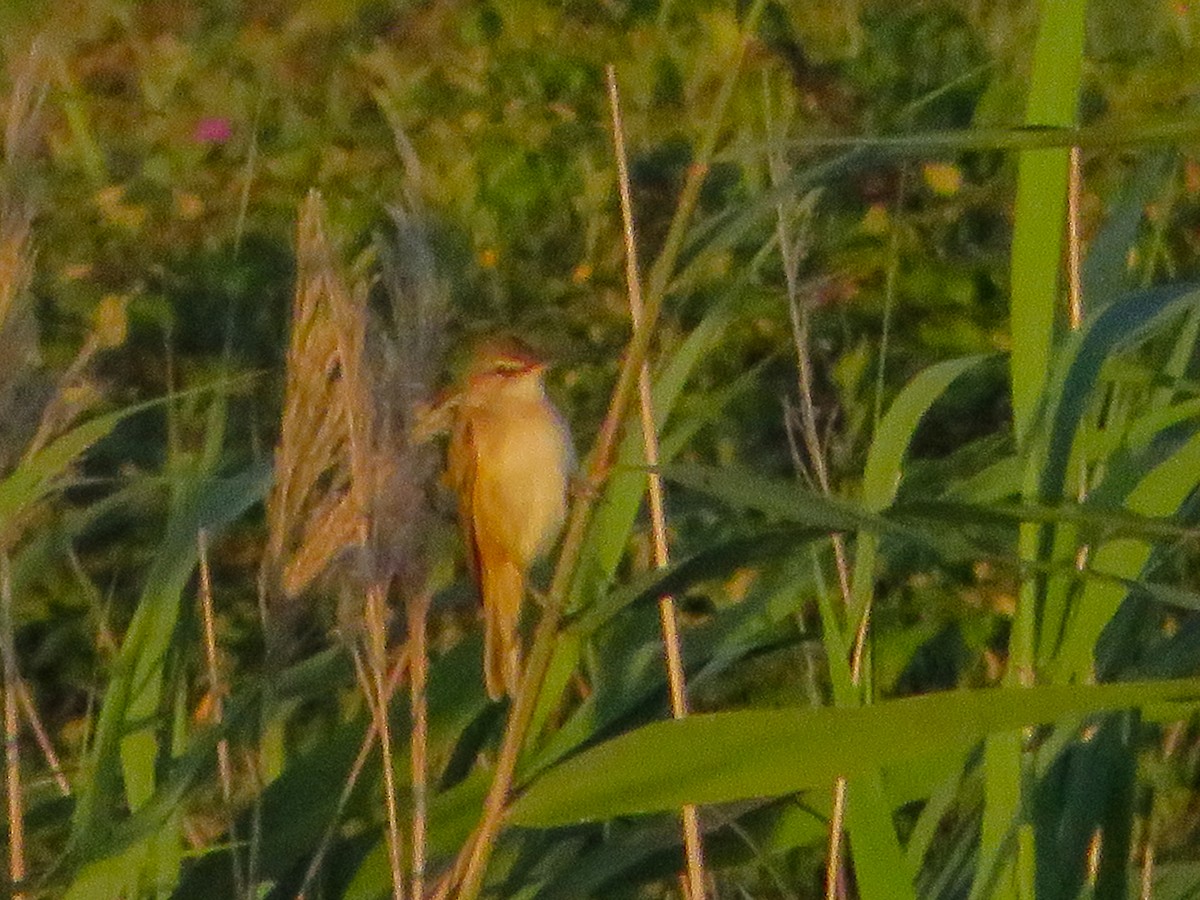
xmin=468 ymin=391 xmax=570 ymax=565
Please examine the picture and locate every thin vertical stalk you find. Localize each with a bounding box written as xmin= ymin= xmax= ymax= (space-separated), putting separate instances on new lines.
xmin=1137 ymin=722 xmax=1186 ymax=900
xmin=297 ymin=651 xmax=409 ymax=897
xmin=197 ymin=529 xmax=242 ymax=897
xmin=607 ymin=65 xmax=706 ymax=900
xmin=1067 ymin=145 xmax=1083 ymax=331
xmin=1138 ymin=841 xmax=1155 ymax=900
xmin=14 ymin=681 xmax=68 ymax=796
xmin=824 ymin=788 xmax=846 ymax=900
xmin=365 ymin=582 xmax=405 ymax=900
xmin=409 ymin=591 xmax=430 ymax=899
xmin=1 ymin=555 xmax=25 ymax=900
xmin=764 ymin=82 xmax=858 ymax=900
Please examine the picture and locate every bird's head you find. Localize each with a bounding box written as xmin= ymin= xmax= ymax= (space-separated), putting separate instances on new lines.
xmin=465 ymin=336 xmax=547 ymax=389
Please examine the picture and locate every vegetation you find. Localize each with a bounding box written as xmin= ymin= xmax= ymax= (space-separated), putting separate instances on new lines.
xmin=2 ymin=1 xmax=1200 ymax=898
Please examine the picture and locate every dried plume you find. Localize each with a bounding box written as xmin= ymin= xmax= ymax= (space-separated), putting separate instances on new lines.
xmin=0 ymin=44 xmax=48 ymax=480
xmin=262 ymin=190 xmax=447 ymax=898
xmin=261 ymin=189 xmax=447 ymax=642
xmin=262 ymin=191 xmax=371 ymax=612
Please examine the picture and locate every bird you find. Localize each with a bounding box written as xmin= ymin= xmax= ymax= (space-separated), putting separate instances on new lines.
xmin=445 ymin=337 xmax=573 ymax=699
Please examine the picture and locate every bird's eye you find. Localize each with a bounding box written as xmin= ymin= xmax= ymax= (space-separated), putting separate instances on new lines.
xmin=494 ymin=357 xmax=531 ymax=374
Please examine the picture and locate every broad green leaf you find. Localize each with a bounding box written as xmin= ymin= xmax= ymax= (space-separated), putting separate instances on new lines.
xmin=63 ymin=845 xmax=144 ymax=900
xmin=849 ymin=353 xmax=989 ymax=694
xmin=531 ymin=748 xmax=970 ymax=899
xmin=1039 ymin=283 xmax=1200 ymax=505
xmin=0 ymin=410 xmax=130 ymax=548
xmin=509 ymin=678 xmax=1200 ymax=828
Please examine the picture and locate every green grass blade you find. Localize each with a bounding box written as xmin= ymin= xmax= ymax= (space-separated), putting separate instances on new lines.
xmin=1054 ymin=425 xmax=1200 ymax=680
xmin=0 ymin=415 xmax=123 ymax=545
xmin=842 ymin=356 xmax=987 ymax=900
xmin=998 ymin=16 xmax=1090 ymax=893
xmin=846 ymin=771 xmax=919 ymax=900
xmin=664 ymin=463 xmax=890 ymax=533
xmin=1040 ymin=284 xmax=1200 ymax=504
xmin=68 ymin=466 xmax=268 ymax=859
xmin=1008 ymin=0 xmax=1086 ymax=443
xmin=509 ymin=678 xmax=1200 ymax=828
xmin=852 ymin=354 xmax=989 ymax=623
xmin=862 ymin=355 xmax=990 ymax=512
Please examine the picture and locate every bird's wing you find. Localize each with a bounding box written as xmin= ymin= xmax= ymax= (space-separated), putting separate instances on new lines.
xmin=447 ymin=412 xmax=482 ymax=579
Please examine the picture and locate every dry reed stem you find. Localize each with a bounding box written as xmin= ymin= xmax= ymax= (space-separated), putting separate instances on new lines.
xmin=365 ymin=582 xmax=405 ymax=900
xmin=408 ymin=592 xmax=430 ymax=899
xmin=296 ymin=650 xmax=410 ymax=898
xmin=1067 ymin=145 xmax=1082 ymax=331
xmin=762 ymin=95 xmax=857 ymax=899
xmin=821 ymin=174 xmax=912 ymax=899
xmin=606 ymin=64 xmax=706 ymax=900
xmin=821 ymin=207 xmax=904 ymax=898
xmin=348 ymin=641 xmax=404 ymax=899
xmin=1137 ymin=721 xmax=1187 ymax=900
xmin=2 ymin=555 xmax=25 ymax=899
xmin=14 ymin=680 xmax=68 ymax=796
xmin=197 ymin=529 xmax=242 ymax=897
xmin=1139 ymin=840 xmax=1155 ymax=900
xmin=433 ymin=9 xmax=764 ymax=898
xmin=372 ymin=208 xmax=446 ymax=897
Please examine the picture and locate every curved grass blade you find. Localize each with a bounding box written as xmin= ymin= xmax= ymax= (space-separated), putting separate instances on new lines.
xmin=846 ymin=355 xmax=988 ymax=900
xmin=509 ymin=678 xmax=1200 ymax=828
xmin=1040 ymin=283 xmax=1200 ymax=505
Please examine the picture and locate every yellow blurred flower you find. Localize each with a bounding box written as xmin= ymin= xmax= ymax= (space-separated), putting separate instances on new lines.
xmin=922 ymin=161 xmax=963 ymax=197
xmin=94 ymin=185 xmax=147 ymax=231
xmin=174 ymin=191 xmax=205 ymax=220
xmin=93 ymin=294 xmax=129 ymax=349
xmin=861 ymin=202 xmax=890 ymax=235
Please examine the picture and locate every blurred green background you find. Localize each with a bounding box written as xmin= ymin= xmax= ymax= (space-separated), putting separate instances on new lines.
xmin=4 ymin=1 xmax=1200 ymax=898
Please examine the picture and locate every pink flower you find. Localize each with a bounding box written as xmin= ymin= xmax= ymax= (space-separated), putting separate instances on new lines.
xmin=193 ymin=117 xmax=232 ymax=144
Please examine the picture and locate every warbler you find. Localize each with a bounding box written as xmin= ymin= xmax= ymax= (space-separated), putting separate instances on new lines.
xmin=446 ymin=338 xmax=573 ymax=699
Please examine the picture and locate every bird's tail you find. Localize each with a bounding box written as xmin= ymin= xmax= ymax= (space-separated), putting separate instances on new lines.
xmin=482 ymin=556 xmax=524 ymax=700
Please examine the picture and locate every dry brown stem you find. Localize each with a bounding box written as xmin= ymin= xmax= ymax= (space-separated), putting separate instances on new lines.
xmin=607 ymin=64 xmax=707 ymax=900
